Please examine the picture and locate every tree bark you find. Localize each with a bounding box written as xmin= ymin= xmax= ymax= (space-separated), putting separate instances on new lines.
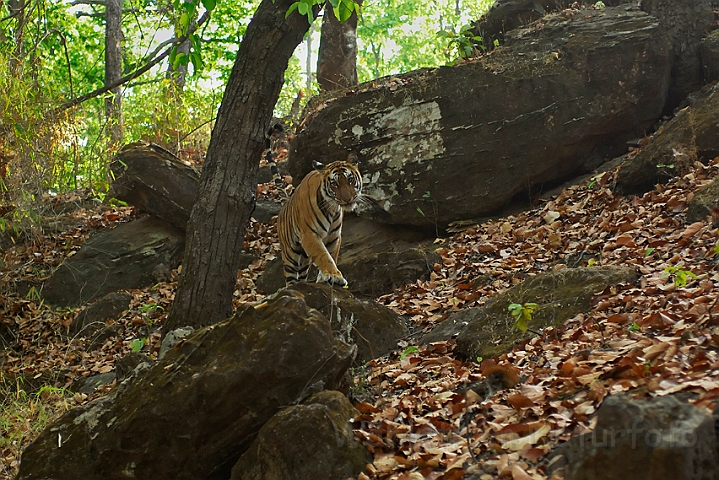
xmin=316 ymin=2 xmax=359 ymax=91
xmin=165 ymin=0 xmax=315 ymax=332
xmin=105 ymin=0 xmax=124 ymax=146
xmin=8 ymin=0 xmax=26 ymax=73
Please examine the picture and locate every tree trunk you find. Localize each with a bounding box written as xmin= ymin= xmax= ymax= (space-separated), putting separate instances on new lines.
xmin=165 ymin=0 xmax=315 ymax=332
xmin=316 ymin=2 xmax=360 ymax=91
xmin=8 ymin=0 xmax=26 ymax=73
xmin=166 ymin=10 xmax=196 ymax=90
xmin=105 ymin=0 xmax=124 ymax=146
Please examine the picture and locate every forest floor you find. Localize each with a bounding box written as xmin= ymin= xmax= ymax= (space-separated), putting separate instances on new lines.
xmin=2 ymin=154 xmax=719 ymax=480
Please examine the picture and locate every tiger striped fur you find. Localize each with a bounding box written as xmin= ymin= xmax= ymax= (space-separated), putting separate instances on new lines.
xmin=276 ymin=153 xmax=362 ymax=287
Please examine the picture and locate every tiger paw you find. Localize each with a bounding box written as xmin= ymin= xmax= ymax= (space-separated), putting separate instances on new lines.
xmin=317 ymin=271 xmax=348 ymax=287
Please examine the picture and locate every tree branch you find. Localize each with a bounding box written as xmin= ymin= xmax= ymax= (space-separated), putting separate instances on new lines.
xmin=53 ymin=10 xmax=210 ymax=115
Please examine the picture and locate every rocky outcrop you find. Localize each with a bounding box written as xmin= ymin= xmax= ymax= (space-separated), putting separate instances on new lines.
xmin=640 ymin=0 xmax=714 ymax=111
xmin=109 ymin=142 xmax=200 ymax=230
xmin=287 ymin=282 xmax=407 ymax=364
xmin=42 ymin=216 xmax=184 ymax=307
xmin=699 ymin=29 xmax=719 ymax=83
xmin=231 ymin=391 xmax=370 ymax=480
xmin=470 ymin=0 xmax=631 ymax=50
xmin=17 ymin=289 xmax=355 ymax=480
xmin=289 ymin=6 xmax=672 ymax=229
xmin=69 ymin=291 xmax=133 ymax=337
xmin=422 ymin=266 xmax=639 ymax=359
xmin=687 ymin=176 xmax=719 ymax=224
xmin=554 ymin=394 xmax=719 ymax=480
xmin=616 ymin=83 xmax=719 ymax=193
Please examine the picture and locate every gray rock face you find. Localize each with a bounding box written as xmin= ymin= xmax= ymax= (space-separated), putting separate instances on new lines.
xmin=640 ymin=0 xmax=714 ymax=111
xmin=289 ymin=6 xmax=672 ymax=229
xmin=230 ymin=390 xmax=371 ymax=480
xmin=556 ymin=394 xmax=719 ymax=480
xmin=42 ymin=216 xmax=185 ymax=307
xmin=687 ymin=176 xmax=719 ymax=224
xmin=69 ymin=291 xmax=133 ymax=336
xmin=699 ymin=29 xmax=719 ymax=83
xmin=109 ymin=142 xmax=200 ymax=230
xmin=423 ymin=266 xmax=639 ymax=359
xmin=287 ymin=282 xmax=407 ymax=364
xmin=17 ymin=290 xmax=355 ymax=480
xmin=617 ymin=83 xmax=719 ymax=193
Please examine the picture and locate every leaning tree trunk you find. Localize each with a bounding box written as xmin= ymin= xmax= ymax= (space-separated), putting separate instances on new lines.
xmin=105 ymin=0 xmax=124 ymax=146
xmin=165 ymin=0 xmax=315 ymax=332
xmin=316 ymin=1 xmax=360 ymax=91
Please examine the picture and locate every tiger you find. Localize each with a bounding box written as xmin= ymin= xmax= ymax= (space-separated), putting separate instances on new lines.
xmin=274 ymin=152 xmax=363 ymax=287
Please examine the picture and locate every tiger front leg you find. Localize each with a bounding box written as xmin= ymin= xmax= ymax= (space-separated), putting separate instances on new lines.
xmin=299 ymin=232 xmax=347 ymax=287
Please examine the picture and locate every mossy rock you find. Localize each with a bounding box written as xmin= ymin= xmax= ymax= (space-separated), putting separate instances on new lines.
xmin=423 ymin=266 xmax=639 ymax=359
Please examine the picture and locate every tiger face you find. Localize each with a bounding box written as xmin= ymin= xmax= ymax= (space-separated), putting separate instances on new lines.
xmin=322 ymin=161 xmax=362 ymax=208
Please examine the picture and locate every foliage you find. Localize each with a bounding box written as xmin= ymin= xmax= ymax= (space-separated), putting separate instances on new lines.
xmin=286 ymin=0 xmax=359 ymax=23
xmin=508 ymin=302 xmax=540 ymax=332
xmin=0 ymin=380 xmax=72 ymax=472
xmin=437 ymin=23 xmax=484 ymax=59
xmin=663 ymin=264 xmax=697 ymax=288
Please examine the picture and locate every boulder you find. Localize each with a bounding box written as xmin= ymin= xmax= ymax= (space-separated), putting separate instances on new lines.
xmin=287 ymin=282 xmax=407 ymax=363
xmin=289 ymin=6 xmax=672 ymax=229
xmin=470 ymin=0 xmax=630 ymax=50
xmin=230 ymin=390 xmax=370 ymax=480
xmin=42 ymin=216 xmax=184 ymax=307
xmin=109 ymin=142 xmax=200 ymax=230
xmin=69 ymin=291 xmax=133 ymax=337
xmin=554 ymin=394 xmax=719 ymax=480
xmin=17 ymin=289 xmax=355 ymax=480
xmin=616 ymin=83 xmax=719 ymax=193
xmin=686 ymin=176 xmax=719 ymax=224
xmin=699 ymin=29 xmax=719 ymax=83
xmin=640 ymin=0 xmax=714 ymax=111
xmin=422 ymin=266 xmax=639 ymax=359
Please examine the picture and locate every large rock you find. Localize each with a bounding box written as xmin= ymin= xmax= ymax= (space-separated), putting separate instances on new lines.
xmin=230 ymin=390 xmax=370 ymax=480
xmin=109 ymin=142 xmax=201 ymax=230
xmin=287 ymin=282 xmax=407 ymax=363
xmin=555 ymin=394 xmax=719 ymax=480
xmin=289 ymin=6 xmax=672 ymax=229
xmin=699 ymin=29 xmax=719 ymax=83
xmin=17 ymin=289 xmax=355 ymax=480
xmin=616 ymin=83 xmax=719 ymax=193
xmin=640 ymin=0 xmax=714 ymax=111
xmin=42 ymin=216 xmax=185 ymax=307
xmin=423 ymin=266 xmax=639 ymax=359
xmin=686 ymin=176 xmax=719 ymax=224
xmin=69 ymin=291 xmax=133 ymax=337
xmin=470 ymin=0 xmax=630 ymax=50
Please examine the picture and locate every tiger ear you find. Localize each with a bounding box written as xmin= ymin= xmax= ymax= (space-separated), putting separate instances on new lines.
xmin=312 ymin=160 xmax=325 ymax=170
xmin=346 ymin=152 xmax=358 ymax=164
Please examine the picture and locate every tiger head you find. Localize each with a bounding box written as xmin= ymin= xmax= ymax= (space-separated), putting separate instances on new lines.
xmin=315 ymin=155 xmax=362 ymax=209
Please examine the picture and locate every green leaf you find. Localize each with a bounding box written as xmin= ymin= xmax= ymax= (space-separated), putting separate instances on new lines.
xmin=514 ymin=315 xmax=528 ymax=332
xmin=201 ymin=0 xmax=216 ymax=11
xmin=297 ymin=1 xmax=308 ymax=15
xmin=400 ymin=346 xmax=419 ymax=360
xmin=190 ymin=51 xmax=203 ymax=72
xmin=179 ymin=12 xmax=190 ymax=32
xmin=286 ymin=2 xmax=300 ymax=18
xmin=130 ymin=338 xmax=145 ymax=353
